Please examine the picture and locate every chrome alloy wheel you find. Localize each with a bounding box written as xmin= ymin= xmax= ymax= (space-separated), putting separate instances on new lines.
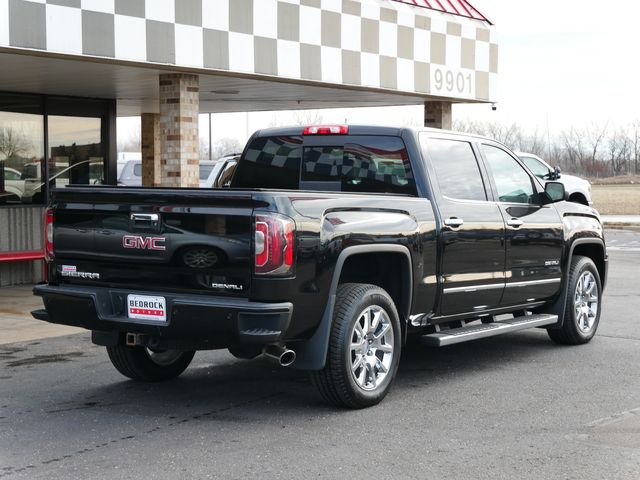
xmin=182 ymin=248 xmax=218 ymax=268
xmin=350 ymin=305 xmax=395 ymax=391
xmin=145 ymin=349 xmax=184 ymax=366
xmin=574 ymin=271 xmax=599 ymax=333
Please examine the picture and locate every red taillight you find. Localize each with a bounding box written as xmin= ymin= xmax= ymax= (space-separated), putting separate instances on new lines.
xmin=303 ymin=125 xmax=348 ymax=135
xmin=254 ymin=213 xmax=295 ymax=276
xmin=44 ymin=208 xmax=54 ymax=262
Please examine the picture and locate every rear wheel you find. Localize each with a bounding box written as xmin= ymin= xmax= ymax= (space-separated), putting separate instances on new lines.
xmin=106 ymin=344 xmax=195 ymax=381
xmin=547 ymin=255 xmax=601 ymax=345
xmin=311 ymin=283 xmax=401 ymax=409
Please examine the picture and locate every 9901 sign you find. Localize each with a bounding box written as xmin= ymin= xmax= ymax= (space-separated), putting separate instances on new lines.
xmin=430 ymin=67 xmax=475 ymax=99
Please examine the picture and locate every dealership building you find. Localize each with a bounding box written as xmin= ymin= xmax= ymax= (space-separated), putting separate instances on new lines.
xmin=0 ymin=0 xmax=496 ymax=286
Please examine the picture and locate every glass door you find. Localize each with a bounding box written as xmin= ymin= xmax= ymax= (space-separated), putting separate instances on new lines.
xmin=47 ymin=116 xmax=104 ymax=196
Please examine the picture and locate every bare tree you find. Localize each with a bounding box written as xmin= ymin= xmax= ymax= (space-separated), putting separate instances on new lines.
xmin=211 ymin=137 xmax=244 ymax=159
xmin=587 ymin=122 xmax=608 ymax=166
xmin=117 ymin=129 xmax=141 ymax=152
xmin=453 ymin=118 xmax=640 ymax=178
xmin=452 ymin=120 xmax=522 ymax=150
xmin=514 ymin=127 xmax=546 ymax=157
xmin=292 ymin=109 xmax=324 ymax=126
xmin=200 ymin=138 xmax=210 ymax=160
xmin=0 ymin=127 xmax=32 ymax=160
xmin=631 ymin=121 xmax=640 ymax=175
xmin=608 ymin=129 xmax=631 ymax=176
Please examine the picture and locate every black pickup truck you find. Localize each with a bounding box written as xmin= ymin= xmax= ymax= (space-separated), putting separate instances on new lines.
xmin=33 ymin=125 xmax=607 ymax=408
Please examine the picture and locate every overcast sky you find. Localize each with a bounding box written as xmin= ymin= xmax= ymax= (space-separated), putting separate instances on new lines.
xmin=456 ymin=0 xmax=640 ymax=131
xmin=118 ymin=0 xmax=640 ymax=150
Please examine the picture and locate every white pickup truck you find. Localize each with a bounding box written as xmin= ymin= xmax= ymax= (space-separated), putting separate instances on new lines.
xmin=517 ymin=152 xmax=592 ymax=206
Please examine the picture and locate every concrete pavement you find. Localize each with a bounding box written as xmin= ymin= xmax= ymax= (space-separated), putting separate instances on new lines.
xmin=0 ymin=286 xmax=83 ymax=345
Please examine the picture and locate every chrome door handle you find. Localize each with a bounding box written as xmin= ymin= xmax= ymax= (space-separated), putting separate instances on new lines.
xmin=443 ymin=217 xmax=464 ymax=229
xmin=130 ymin=213 xmax=160 ymax=231
xmin=131 ymin=213 xmax=159 ymax=222
xmin=507 ymin=218 xmax=524 ymax=228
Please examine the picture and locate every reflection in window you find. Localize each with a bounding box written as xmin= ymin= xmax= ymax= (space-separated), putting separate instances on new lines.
xmin=232 ymin=136 xmax=302 ymax=190
xmin=216 ymin=160 xmax=237 ymax=187
xmin=302 ymin=137 xmax=416 ymax=194
xmin=427 ymin=138 xmax=486 ymax=201
xmin=520 ymin=155 xmax=550 ymax=179
xmin=0 ymin=105 xmax=44 ymax=205
xmin=47 ymin=116 xmax=104 ymax=200
xmin=483 ymin=145 xmax=536 ymax=204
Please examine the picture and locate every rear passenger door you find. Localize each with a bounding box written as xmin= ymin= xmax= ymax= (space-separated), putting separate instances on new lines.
xmin=420 ymin=134 xmax=506 ymax=317
xmin=479 ymin=144 xmax=564 ymax=306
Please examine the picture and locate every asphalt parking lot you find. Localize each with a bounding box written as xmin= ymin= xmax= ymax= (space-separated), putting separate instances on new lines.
xmin=1 ymin=230 xmax=639 ymax=479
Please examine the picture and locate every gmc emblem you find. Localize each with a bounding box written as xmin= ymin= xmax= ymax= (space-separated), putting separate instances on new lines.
xmin=122 ymin=235 xmax=166 ymax=251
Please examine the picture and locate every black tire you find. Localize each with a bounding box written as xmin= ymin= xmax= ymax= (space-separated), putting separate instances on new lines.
xmin=310 ymin=283 xmax=402 ymax=409
xmin=106 ymin=344 xmax=195 ymax=381
xmin=547 ymin=255 xmax=602 ymax=345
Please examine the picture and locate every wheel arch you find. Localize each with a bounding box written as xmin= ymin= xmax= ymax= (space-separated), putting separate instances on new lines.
xmin=291 ymin=244 xmax=413 ymax=370
xmin=571 ymin=240 xmax=606 ymax=289
xmin=568 ymin=192 xmax=589 ymax=205
xmin=539 ymin=238 xmax=606 ymax=329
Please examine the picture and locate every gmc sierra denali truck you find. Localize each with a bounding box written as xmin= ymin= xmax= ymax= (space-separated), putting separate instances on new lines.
xmin=33 ymin=125 xmax=607 ymax=409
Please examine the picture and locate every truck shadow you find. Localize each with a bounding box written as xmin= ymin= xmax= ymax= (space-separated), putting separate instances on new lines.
xmin=73 ymin=329 xmax=558 ymax=419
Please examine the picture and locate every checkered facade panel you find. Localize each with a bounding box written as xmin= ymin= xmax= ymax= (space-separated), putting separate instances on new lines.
xmin=0 ymin=0 xmax=498 ymax=101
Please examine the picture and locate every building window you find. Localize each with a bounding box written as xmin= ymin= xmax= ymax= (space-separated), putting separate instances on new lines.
xmin=0 ymin=92 xmax=113 ymax=206
xmin=0 ymin=94 xmax=44 ymax=205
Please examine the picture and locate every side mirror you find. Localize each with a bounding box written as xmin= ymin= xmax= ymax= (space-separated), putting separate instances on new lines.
xmin=551 ymin=166 xmax=562 ymax=180
xmin=544 ymin=181 xmax=566 ymax=203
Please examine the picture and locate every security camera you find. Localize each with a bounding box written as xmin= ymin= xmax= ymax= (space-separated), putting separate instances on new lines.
xmin=491 ymin=103 xmax=497 ymax=111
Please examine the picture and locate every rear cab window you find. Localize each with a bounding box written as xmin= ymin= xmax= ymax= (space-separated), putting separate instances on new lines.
xmin=232 ymin=135 xmax=417 ymax=195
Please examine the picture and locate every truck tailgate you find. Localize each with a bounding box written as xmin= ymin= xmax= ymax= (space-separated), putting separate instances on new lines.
xmin=51 ymin=187 xmax=260 ymax=297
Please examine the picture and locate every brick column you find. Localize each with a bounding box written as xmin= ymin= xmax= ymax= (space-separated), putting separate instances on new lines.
xmin=424 ymin=101 xmax=452 ymax=130
xmin=141 ymin=113 xmax=160 ymax=187
xmin=159 ymin=73 xmax=200 ymax=188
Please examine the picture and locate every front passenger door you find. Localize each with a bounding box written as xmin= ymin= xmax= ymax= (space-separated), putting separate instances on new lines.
xmin=480 ymin=144 xmax=564 ymax=307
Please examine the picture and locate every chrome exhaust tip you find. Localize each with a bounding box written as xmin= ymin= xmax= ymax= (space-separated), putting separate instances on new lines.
xmin=262 ymin=344 xmax=296 ymax=367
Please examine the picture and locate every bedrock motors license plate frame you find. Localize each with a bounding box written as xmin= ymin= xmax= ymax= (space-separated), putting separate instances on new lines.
xmin=127 ymin=294 xmax=167 ymax=323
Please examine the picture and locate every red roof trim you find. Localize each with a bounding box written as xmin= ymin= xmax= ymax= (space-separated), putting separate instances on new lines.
xmin=391 ymin=0 xmax=492 ymax=24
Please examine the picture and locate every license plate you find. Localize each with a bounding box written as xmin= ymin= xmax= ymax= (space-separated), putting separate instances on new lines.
xmin=127 ymin=295 xmax=167 ymax=322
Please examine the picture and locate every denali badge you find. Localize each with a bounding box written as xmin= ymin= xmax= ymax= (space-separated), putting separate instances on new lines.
xmin=123 ymin=235 xmax=166 ymax=251
xmin=545 ymin=260 xmax=560 ymax=266
xmin=211 ymin=283 xmax=244 ymax=291
xmin=61 ymin=265 xmax=100 ymax=279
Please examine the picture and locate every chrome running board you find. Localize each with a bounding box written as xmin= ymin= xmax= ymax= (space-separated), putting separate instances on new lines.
xmin=420 ymin=314 xmax=558 ymax=347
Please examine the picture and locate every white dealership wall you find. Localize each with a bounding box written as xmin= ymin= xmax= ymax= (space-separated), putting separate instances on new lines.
xmin=0 ymin=0 xmax=497 ymax=106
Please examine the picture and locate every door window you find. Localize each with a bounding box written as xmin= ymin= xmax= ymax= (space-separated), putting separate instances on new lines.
xmin=216 ymin=159 xmax=237 ymax=187
xmin=482 ymin=145 xmax=536 ymax=204
xmin=519 ymin=155 xmax=550 ymax=179
xmin=426 ymin=138 xmax=487 ymax=201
